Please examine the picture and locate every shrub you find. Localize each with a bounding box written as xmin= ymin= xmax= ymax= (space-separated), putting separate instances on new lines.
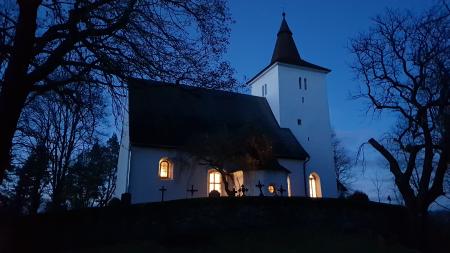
xmin=108 ymin=197 xmax=121 ymax=207
xmin=347 ymin=191 xmax=369 ymax=202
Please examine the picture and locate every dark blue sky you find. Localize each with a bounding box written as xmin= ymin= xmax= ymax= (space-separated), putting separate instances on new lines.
xmin=226 ymin=0 xmax=439 ymax=203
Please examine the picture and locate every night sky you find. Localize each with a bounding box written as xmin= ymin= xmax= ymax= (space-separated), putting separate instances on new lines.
xmin=226 ymin=0 xmax=443 ymax=206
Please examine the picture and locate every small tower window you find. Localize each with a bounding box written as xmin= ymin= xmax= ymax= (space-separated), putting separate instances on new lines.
xmin=302 ymin=97 xmax=305 ymax=103
xmin=304 ymin=78 xmax=307 ymax=90
xmin=159 ymin=159 xmax=172 ymax=179
xmin=262 ymin=84 xmax=268 ymax=96
xmin=297 ymin=119 xmax=302 ymax=125
xmin=298 ymin=77 xmax=302 ymax=89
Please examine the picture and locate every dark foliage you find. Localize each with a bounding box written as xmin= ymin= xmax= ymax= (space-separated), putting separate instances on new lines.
xmin=66 ymin=134 xmax=119 ymax=209
xmin=347 ymin=191 xmax=370 ymax=202
xmin=12 ymin=143 xmax=49 ymax=214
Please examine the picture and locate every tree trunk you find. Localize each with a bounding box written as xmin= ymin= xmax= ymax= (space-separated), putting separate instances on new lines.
xmin=406 ymin=207 xmax=429 ymax=252
xmin=215 ymin=169 xmax=235 ymax=197
xmin=0 ymin=1 xmax=39 ymax=182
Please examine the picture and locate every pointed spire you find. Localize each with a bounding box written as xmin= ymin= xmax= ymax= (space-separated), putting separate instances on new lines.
xmin=271 ymin=12 xmax=302 ymax=65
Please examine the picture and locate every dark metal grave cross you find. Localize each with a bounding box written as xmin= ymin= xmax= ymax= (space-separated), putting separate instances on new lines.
xmin=230 ymin=187 xmax=238 ymax=197
xmin=187 ymin=185 xmax=198 ymax=198
xmin=278 ymin=185 xmax=286 ymax=196
xmin=256 ymin=180 xmax=265 ymax=197
xmin=240 ymin=184 xmax=249 ymax=197
xmin=159 ymin=186 xmax=167 ymax=202
xmin=387 ymin=195 xmax=392 ymax=204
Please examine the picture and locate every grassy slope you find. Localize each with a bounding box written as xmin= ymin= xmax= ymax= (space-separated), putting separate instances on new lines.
xmin=53 ymin=197 xmax=417 ymax=253
xmin=5 ymin=197 xmax=449 ymax=253
xmin=68 ymin=228 xmax=417 ymax=253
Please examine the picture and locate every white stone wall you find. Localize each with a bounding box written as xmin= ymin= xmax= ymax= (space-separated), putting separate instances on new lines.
xmin=244 ymin=170 xmax=289 ymax=196
xmin=114 ymin=106 xmax=130 ymax=198
xmin=250 ymin=64 xmax=280 ymax=121
xmin=278 ymin=158 xmax=305 ymax=196
xmin=128 ymin=147 xmax=208 ymax=203
xmin=120 ymin=145 xmax=305 ymax=202
xmin=250 ymin=62 xmax=337 ymax=198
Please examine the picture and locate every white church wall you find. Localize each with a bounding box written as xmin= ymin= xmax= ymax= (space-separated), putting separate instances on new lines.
xmin=249 ymin=64 xmax=281 ymax=121
xmin=277 ymin=64 xmax=337 ymax=197
xmin=244 ymin=170 xmax=289 ymax=196
xmin=114 ymin=105 xmax=130 ymax=198
xmin=128 ymin=146 xmax=209 ymax=203
xmin=278 ymin=158 xmax=305 ymax=196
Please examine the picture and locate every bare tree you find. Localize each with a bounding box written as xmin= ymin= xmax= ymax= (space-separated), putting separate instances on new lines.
xmin=0 ymin=0 xmax=236 ymax=182
xmin=184 ymin=126 xmax=274 ymax=196
xmin=350 ymin=2 xmax=449 ymax=220
xmin=15 ymin=85 xmax=105 ymax=210
xmin=370 ymin=169 xmax=385 ymax=203
xmin=331 ymin=131 xmax=353 ymax=194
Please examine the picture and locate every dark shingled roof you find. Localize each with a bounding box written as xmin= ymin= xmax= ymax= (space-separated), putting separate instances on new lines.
xmin=247 ymin=13 xmax=330 ymax=84
xmin=128 ymin=79 xmax=308 ymax=161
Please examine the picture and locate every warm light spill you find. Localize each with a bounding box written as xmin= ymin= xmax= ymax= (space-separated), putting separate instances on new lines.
xmin=309 ymin=174 xmax=317 ymax=198
xmin=209 ymin=171 xmax=221 ymax=194
xmin=268 ymin=184 xmax=275 ymax=194
xmin=159 ymin=160 xmax=169 ymax=178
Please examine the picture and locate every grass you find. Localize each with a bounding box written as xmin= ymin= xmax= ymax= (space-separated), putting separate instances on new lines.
xmin=67 ymin=224 xmax=417 ymax=253
xmin=5 ymin=197 xmax=446 ymax=253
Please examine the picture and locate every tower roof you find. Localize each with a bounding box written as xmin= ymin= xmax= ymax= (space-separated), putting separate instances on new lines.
xmin=270 ymin=12 xmax=302 ymax=65
xmin=247 ymin=13 xmax=331 ymax=84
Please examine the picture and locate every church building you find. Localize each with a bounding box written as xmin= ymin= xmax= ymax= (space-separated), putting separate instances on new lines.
xmin=115 ymin=14 xmax=337 ymax=203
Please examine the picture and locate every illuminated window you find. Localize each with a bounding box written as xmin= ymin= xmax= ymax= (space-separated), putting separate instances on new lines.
xmin=299 ymin=77 xmax=302 ymax=89
xmin=267 ymin=184 xmax=276 ymax=195
xmin=159 ymin=159 xmax=172 ymax=179
xmin=287 ymin=176 xmax=292 ymax=197
xmin=309 ymin=173 xmax=322 ymax=198
xmin=208 ymin=170 xmax=222 ymax=194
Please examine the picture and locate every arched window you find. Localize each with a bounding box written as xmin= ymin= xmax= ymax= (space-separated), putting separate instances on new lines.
xmin=308 ymin=172 xmax=322 ymax=198
xmin=208 ymin=170 xmax=222 ymax=194
xmin=298 ymin=77 xmax=302 ymax=89
xmin=267 ymin=183 xmax=276 ymax=195
xmin=159 ymin=159 xmax=172 ymax=179
xmin=304 ymin=78 xmax=308 ymax=90
xmin=287 ymin=176 xmax=292 ymax=197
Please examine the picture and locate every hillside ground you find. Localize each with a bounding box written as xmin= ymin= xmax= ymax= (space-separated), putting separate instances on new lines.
xmin=1 ymin=197 xmax=448 ymax=253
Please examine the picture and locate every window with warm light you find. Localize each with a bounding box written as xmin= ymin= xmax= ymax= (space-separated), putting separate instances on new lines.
xmin=287 ymin=176 xmax=292 ymax=197
xmin=159 ymin=159 xmax=172 ymax=179
xmin=309 ymin=173 xmax=322 ymax=198
xmin=209 ymin=170 xmax=222 ymax=194
xmin=268 ymin=184 xmax=276 ymax=194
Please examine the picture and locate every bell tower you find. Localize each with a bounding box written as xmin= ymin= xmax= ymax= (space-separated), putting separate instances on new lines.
xmin=248 ymin=13 xmax=337 ymax=197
